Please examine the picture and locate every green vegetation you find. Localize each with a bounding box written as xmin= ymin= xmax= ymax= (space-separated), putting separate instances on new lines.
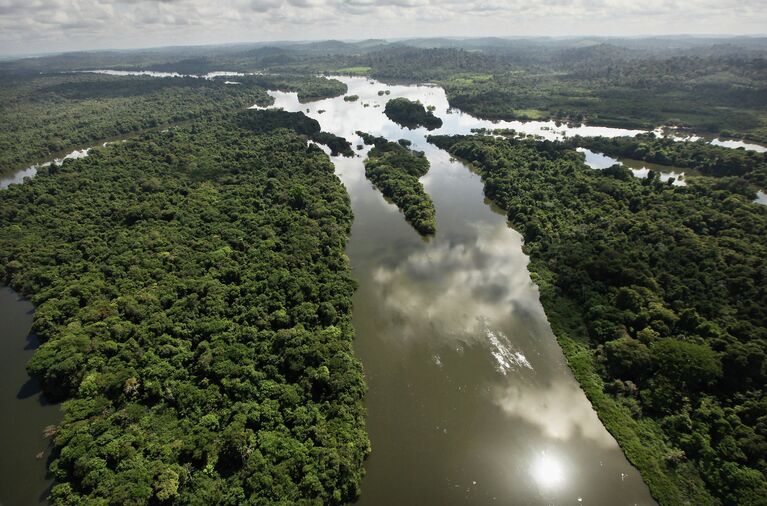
xmin=0 ymin=73 xmax=272 ymax=177
xmin=570 ymin=133 xmax=767 ymax=186
xmin=383 ymin=98 xmax=442 ymax=130
xmin=0 ymin=116 xmax=370 ymax=504
xmin=2 ymin=37 xmax=767 ymax=504
xmin=0 ymin=73 xmax=348 ymax=178
xmin=428 ymin=134 xmax=767 ymax=505
xmin=3 ymin=38 xmax=766 ymax=144
xmin=343 ymin=95 xmax=359 ymax=102
xmin=311 ymin=132 xmax=355 ymax=158
xmin=237 ymin=109 xmax=322 ymax=136
xmin=437 ymin=56 xmax=767 ymax=143
xmin=334 ymin=67 xmax=371 ymax=76
xmin=235 ymin=75 xmax=347 ymax=103
xmin=237 ymin=109 xmax=353 ymax=157
xmin=358 ymin=44 xmax=767 ymax=143
xmin=359 ymin=132 xmax=436 ymax=235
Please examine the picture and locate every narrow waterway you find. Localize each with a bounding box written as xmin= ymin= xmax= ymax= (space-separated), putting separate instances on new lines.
xmin=0 ymin=288 xmax=60 ymax=505
xmin=577 ymin=147 xmax=689 ymax=185
xmin=267 ymin=76 xmax=656 ymax=504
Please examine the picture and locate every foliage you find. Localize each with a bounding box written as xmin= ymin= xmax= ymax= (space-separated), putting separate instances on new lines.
xmin=311 ymin=133 xmax=354 ymax=158
xmin=234 ymin=75 xmax=347 ymax=103
xmin=383 ymin=98 xmax=443 ymax=130
xmin=338 ymin=43 xmax=767 ymax=143
xmin=0 ymin=73 xmax=273 ymax=177
xmin=571 ymin=133 xmax=767 ymax=186
xmin=428 ymin=133 xmax=767 ymax=505
xmin=237 ymin=109 xmax=321 ymax=136
xmin=360 ymin=134 xmax=436 ymax=235
xmin=237 ymin=110 xmax=353 ymax=157
xmin=0 ymin=118 xmax=370 ymax=505
xmin=3 ymin=38 xmax=765 ymax=141
xmin=0 ymin=72 xmax=349 ymax=178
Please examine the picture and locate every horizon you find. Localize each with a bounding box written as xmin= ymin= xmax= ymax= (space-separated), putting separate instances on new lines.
xmin=4 ymin=32 xmax=767 ymax=60
xmin=1 ymin=0 xmax=766 ymax=57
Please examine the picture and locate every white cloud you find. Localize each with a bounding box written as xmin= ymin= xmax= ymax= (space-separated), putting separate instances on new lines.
xmin=0 ymin=0 xmax=764 ymax=55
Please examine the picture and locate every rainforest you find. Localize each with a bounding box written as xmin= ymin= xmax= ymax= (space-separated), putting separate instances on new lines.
xmin=1 ymin=34 xmax=766 ymax=506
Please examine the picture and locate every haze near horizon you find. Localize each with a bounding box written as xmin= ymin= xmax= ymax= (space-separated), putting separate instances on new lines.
xmin=1 ymin=0 xmax=766 ymax=56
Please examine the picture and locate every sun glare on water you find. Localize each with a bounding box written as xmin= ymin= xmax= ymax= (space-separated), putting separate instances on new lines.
xmin=531 ymin=452 xmax=566 ymax=490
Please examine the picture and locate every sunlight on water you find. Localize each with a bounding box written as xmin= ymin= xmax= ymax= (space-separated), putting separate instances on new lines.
xmin=270 ymin=76 xmax=657 ymax=505
xmin=531 ymin=452 xmax=567 ymax=490
xmin=711 ymin=138 xmax=767 ymax=152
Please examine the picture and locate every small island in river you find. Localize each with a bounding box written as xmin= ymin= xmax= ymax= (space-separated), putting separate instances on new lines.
xmin=359 ymin=131 xmax=436 ymax=235
xmin=384 ymin=97 xmax=443 ymax=130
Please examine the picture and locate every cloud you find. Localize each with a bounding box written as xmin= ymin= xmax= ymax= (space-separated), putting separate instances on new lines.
xmin=0 ymin=0 xmax=764 ymax=55
xmin=493 ymin=379 xmax=620 ymax=448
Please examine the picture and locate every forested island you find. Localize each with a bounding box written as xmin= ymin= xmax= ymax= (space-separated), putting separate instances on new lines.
xmin=358 ymin=132 xmax=436 ymax=235
xmin=428 ymin=133 xmax=767 ymax=505
xmin=383 ymin=98 xmax=443 ymax=130
xmin=0 ymin=115 xmax=369 ymax=504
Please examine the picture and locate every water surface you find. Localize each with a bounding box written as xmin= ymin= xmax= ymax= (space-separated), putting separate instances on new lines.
xmin=0 ymin=75 xmax=662 ymax=505
xmin=710 ymin=137 xmax=767 ymax=153
xmin=0 ymin=148 xmax=90 ymax=190
xmin=578 ymin=148 xmax=687 ymax=186
xmin=0 ymin=287 xmax=60 ymax=505
xmin=269 ymin=77 xmax=656 ymax=505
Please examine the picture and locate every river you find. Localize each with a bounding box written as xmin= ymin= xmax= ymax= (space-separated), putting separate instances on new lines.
xmin=6 ymin=73 xmax=755 ymax=504
xmin=0 ymin=288 xmax=60 ymax=505
xmin=264 ymin=76 xmax=656 ymax=504
xmin=577 ymin=147 xmax=689 ymax=186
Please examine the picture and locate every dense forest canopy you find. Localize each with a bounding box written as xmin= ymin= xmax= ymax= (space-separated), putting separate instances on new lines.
xmin=359 ymin=132 xmax=436 ymax=236
xmin=383 ymin=97 xmax=443 ymax=131
xmin=0 ymin=74 xmax=271 ymax=177
xmin=569 ymin=133 xmax=767 ymax=187
xmin=0 ymin=73 xmax=347 ymax=177
xmin=3 ymin=36 xmax=763 ymax=143
xmin=428 ymin=133 xmax=767 ymax=505
xmin=0 ymin=117 xmax=369 ymax=504
xmin=237 ymin=109 xmax=353 ymax=157
xmin=2 ymin=35 xmax=767 ymax=506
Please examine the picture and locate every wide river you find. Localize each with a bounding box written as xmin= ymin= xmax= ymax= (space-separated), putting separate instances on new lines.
xmin=6 ymin=73 xmax=732 ymax=504
xmin=266 ymin=77 xmax=656 ymax=504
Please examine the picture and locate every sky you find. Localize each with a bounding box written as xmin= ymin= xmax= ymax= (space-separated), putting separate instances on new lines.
xmin=0 ymin=0 xmax=766 ymax=56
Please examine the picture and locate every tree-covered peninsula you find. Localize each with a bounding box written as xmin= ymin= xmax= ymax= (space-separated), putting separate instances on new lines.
xmin=428 ymin=134 xmax=767 ymax=506
xmin=383 ymin=97 xmax=442 ymax=130
xmin=0 ymin=114 xmax=369 ymax=505
xmin=359 ymin=133 xmax=436 ymax=235
xmin=238 ymin=109 xmax=354 ymax=157
xmin=0 ymin=73 xmax=348 ymax=178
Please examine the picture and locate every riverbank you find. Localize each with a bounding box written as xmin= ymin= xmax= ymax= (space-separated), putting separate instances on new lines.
xmin=430 ymin=132 xmax=767 ymax=505
xmin=537 ymin=288 xmax=715 ymax=505
xmin=438 ymin=147 xmax=715 ymax=504
xmin=0 ymin=287 xmax=60 ymax=506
